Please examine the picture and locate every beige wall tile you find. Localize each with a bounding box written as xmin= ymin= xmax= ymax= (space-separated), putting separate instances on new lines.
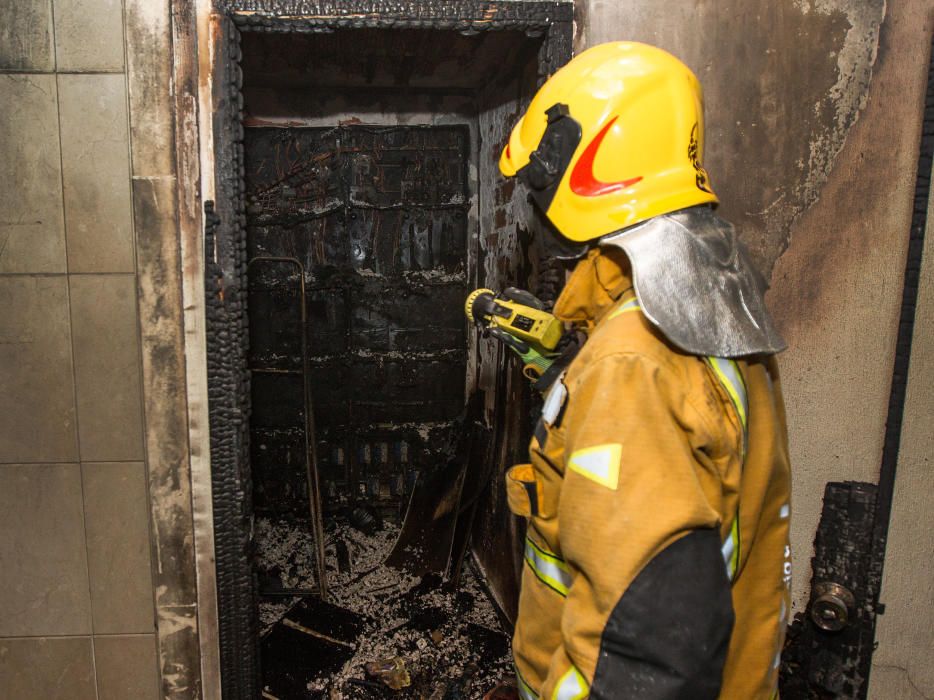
xmin=0 ymin=0 xmax=54 ymax=70
xmin=0 ymin=464 xmax=91 ymax=636
xmin=125 ymin=0 xmax=174 ymax=176
xmin=54 ymin=0 xmax=125 ymax=72
xmin=70 ymin=274 xmax=144 ymax=461
xmin=0 ymin=75 xmax=66 ymax=273
xmin=0 ymin=637 xmax=96 ymax=700
xmin=83 ymin=462 xmax=155 ymax=633
xmin=0 ymin=277 xmax=78 ymax=462
xmin=58 ymin=74 xmax=134 ymax=273
xmin=94 ymin=634 xmax=159 ymax=700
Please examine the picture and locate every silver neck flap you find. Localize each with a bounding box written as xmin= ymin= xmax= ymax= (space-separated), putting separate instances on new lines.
xmin=599 ymin=207 xmax=786 ymax=358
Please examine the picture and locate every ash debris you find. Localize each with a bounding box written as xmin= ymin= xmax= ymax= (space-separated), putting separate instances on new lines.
xmin=260 ymin=519 xmax=512 ymax=699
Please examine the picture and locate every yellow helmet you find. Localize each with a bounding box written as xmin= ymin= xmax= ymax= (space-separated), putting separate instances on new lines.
xmin=500 ymin=42 xmax=718 ymax=243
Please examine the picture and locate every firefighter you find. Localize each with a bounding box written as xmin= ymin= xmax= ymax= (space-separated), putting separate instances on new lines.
xmin=499 ymin=42 xmax=792 ymax=699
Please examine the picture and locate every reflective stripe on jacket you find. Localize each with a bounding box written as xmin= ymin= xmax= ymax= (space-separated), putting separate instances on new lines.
xmin=505 ymin=247 xmax=792 ymax=700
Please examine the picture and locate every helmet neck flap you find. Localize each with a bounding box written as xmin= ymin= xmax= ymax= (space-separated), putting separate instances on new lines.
xmin=599 ymin=206 xmax=786 ymax=357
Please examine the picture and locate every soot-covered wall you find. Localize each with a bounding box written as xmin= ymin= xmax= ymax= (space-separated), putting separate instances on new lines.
xmin=577 ymin=2 xmax=932 ymax=696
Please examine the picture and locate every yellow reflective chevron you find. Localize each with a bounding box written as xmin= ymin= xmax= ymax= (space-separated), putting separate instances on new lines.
xmin=525 ymin=536 xmax=572 ymax=597
xmin=705 ymin=356 xmax=748 ymax=582
xmin=568 ymin=443 xmax=622 ymax=490
xmin=705 ymin=356 xmax=748 ymax=440
xmin=721 ymin=512 xmax=741 ymax=580
xmin=552 ymin=665 xmax=588 ymax=700
xmin=606 ymin=295 xmax=642 ymax=321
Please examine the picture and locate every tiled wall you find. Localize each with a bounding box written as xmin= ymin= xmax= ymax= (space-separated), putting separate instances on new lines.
xmin=0 ymin=1 xmax=160 ymax=698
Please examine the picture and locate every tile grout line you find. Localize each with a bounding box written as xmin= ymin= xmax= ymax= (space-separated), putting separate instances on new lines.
xmin=0 ymin=459 xmax=145 ymax=466
xmin=77 ymin=462 xmax=101 ymax=700
xmin=0 ymin=632 xmax=157 ymax=640
xmin=120 ymin=0 xmax=138 ymax=273
xmin=0 ymin=69 xmax=125 ymax=75
xmin=0 ymin=271 xmax=140 ymax=278
xmin=49 ymin=0 xmax=100 ymax=696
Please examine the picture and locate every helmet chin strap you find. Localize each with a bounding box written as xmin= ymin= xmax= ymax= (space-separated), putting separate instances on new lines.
xmin=546 ymin=236 xmax=590 ymax=262
xmin=527 ymin=194 xmax=589 ymax=262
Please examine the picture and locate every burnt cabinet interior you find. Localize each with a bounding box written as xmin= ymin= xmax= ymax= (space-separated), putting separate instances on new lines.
xmin=204 ymin=8 xmax=572 ymax=695
xmin=236 ymin=20 xmax=552 ymax=599
xmin=246 ymin=125 xmax=470 ymax=528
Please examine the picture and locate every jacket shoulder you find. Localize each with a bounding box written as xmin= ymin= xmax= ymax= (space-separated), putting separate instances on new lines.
xmin=576 ymin=304 xmax=690 ymax=371
xmin=565 ymin=306 xmax=722 ymax=429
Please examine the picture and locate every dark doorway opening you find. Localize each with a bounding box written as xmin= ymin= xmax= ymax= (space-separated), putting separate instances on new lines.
xmin=206 ymin=4 xmax=572 ymax=697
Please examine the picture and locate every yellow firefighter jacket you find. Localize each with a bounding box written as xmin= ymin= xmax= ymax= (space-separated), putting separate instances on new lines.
xmin=505 ymin=247 xmax=792 ymax=700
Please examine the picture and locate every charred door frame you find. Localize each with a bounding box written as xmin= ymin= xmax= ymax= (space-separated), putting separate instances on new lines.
xmin=204 ymin=3 xmax=572 ymax=696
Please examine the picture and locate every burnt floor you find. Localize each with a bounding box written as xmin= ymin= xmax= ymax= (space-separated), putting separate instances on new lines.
xmin=258 ymin=520 xmax=512 ymax=699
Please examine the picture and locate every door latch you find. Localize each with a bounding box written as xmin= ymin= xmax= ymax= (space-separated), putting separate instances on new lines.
xmin=810 ymin=581 xmax=856 ymax=632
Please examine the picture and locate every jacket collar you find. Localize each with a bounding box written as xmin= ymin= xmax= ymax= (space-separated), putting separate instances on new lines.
xmin=553 ymin=247 xmax=634 ymax=331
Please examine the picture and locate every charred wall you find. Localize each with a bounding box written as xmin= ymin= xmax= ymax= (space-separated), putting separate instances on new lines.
xmin=579 ymin=0 xmax=933 ymax=694
xmin=468 ymin=47 xmax=552 ymax=621
xmin=870 ymin=45 xmax=934 ymax=695
xmin=578 ymin=0 xmax=932 ymax=614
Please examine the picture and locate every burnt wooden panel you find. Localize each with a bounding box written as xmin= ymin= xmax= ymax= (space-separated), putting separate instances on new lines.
xmin=244 ymin=125 xmax=469 ymax=522
xmin=206 ymin=16 xmax=260 ymax=697
xmin=780 ymin=482 xmax=881 ymax=698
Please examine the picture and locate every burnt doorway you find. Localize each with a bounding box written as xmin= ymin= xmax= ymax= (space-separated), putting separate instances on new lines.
xmin=206 ymin=3 xmax=572 ymax=697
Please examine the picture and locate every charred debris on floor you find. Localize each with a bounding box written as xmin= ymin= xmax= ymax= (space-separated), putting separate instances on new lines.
xmin=259 ymin=520 xmax=513 ymax=700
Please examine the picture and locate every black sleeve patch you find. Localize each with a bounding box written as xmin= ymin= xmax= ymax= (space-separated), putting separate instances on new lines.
xmin=590 ymin=529 xmax=734 ymax=700
xmin=522 ymin=480 xmax=539 ymax=516
xmin=534 ymin=418 xmax=548 ymax=449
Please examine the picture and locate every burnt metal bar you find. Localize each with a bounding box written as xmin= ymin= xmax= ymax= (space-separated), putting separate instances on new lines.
xmin=248 ymin=255 xmax=329 ymax=601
